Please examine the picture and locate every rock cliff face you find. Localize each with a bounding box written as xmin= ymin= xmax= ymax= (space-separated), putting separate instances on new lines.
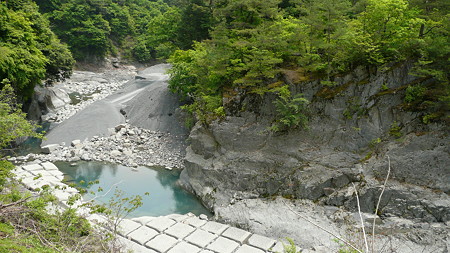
xmin=180 ymin=63 xmax=449 ymax=249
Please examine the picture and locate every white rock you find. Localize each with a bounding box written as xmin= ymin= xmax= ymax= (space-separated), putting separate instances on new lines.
xmin=71 ymin=139 xmax=81 ymax=147
xmin=110 ymin=150 xmax=122 ymax=157
xmin=41 ymin=144 xmax=60 ymax=154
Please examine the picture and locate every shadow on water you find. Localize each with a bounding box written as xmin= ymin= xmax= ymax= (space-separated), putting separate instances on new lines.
xmin=56 ymin=161 xmax=212 ymax=218
xmin=11 ymin=121 xmax=51 ymax=156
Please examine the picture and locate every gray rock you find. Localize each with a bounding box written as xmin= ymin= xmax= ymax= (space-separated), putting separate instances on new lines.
xmin=41 ymin=144 xmax=60 ymax=154
xmin=110 ymin=150 xmax=122 ymax=157
xmin=71 ymin=139 xmax=81 ymax=147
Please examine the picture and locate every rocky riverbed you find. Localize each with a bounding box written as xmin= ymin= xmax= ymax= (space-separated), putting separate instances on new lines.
xmin=11 ymin=123 xmax=184 ymax=169
xmin=34 ymin=66 xmax=137 ymax=123
xmin=24 ymin=63 xmax=187 ymax=170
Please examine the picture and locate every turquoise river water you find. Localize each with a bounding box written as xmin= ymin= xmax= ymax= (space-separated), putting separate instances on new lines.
xmin=54 ymin=161 xmax=212 ymax=218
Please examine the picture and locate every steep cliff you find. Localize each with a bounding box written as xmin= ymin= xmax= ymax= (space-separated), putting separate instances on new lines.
xmin=180 ymin=63 xmax=449 ymax=250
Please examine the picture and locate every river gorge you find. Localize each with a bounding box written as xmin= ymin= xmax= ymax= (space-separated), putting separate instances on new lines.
xmin=9 ymin=61 xmax=449 ymax=253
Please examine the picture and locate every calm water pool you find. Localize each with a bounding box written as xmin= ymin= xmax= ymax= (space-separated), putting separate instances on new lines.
xmin=55 ymin=161 xmax=212 ymax=218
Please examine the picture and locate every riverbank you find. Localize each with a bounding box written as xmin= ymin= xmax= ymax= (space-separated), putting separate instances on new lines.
xmin=12 ymin=123 xmax=183 ymax=169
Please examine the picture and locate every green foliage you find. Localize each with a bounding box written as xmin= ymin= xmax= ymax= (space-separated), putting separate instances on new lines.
xmin=281 ymin=237 xmax=301 ymax=253
xmin=0 ymin=222 xmax=58 ymax=253
xmin=343 ymin=97 xmax=366 ymax=119
xmin=369 ymin=137 xmax=382 ymax=148
xmin=0 ymin=160 xmax=14 ymax=191
xmin=270 ymin=85 xmax=309 ymax=132
xmin=0 ymin=1 xmax=73 ymax=100
xmin=165 ymin=0 xmax=448 ymax=127
xmin=0 ymin=83 xmax=43 ymax=150
xmin=48 ymin=0 xmax=112 ymax=60
xmin=348 ymin=0 xmax=423 ymax=65
xmin=389 ymin=121 xmax=402 ymax=138
xmin=404 ymin=85 xmax=426 ymax=103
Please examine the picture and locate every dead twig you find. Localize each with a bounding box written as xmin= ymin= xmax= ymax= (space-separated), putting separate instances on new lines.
xmin=0 ymin=195 xmax=34 ymax=210
xmin=352 ymin=182 xmax=369 ymax=252
xmin=372 ymin=155 xmax=391 ymax=253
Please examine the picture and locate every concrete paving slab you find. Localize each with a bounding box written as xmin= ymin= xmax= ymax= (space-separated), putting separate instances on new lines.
xmin=166 ymin=213 xmax=189 ymax=222
xmin=118 ymin=235 xmax=158 ymax=253
xmin=185 ymin=229 xmax=216 ymax=248
xmin=41 ymin=162 xmax=59 ymax=170
xmin=132 ymin=216 xmax=156 ymax=225
xmin=12 ymin=167 xmax=24 ymax=174
xmin=118 ymin=219 xmax=142 ymax=236
xmin=29 ymin=170 xmax=54 ymax=177
xmin=222 ymin=227 xmax=251 ymax=244
xmin=201 ymin=221 xmax=228 ymax=235
xmin=206 ymin=237 xmax=239 ymax=253
xmin=48 ymin=169 xmax=64 ymax=178
xmin=234 ymin=245 xmax=265 ymax=253
xmin=165 ymin=222 xmax=196 ymax=239
xmin=22 ymin=164 xmax=43 ymax=171
xmin=183 ymin=216 xmax=207 ymax=228
xmin=146 ymin=217 xmax=176 ymax=232
xmin=40 ymin=176 xmax=62 ymax=186
xmin=145 ymin=234 xmax=178 ymax=253
xmin=167 ymin=241 xmax=200 ymax=253
xmin=127 ymin=225 xmax=159 ymax=245
xmin=53 ymin=190 xmax=73 ymax=201
xmin=248 ymin=234 xmax=277 ymax=251
xmin=14 ymin=170 xmax=33 ymax=179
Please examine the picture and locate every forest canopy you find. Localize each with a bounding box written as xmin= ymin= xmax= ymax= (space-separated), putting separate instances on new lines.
xmin=167 ymin=0 xmax=449 ymax=125
xmin=0 ymin=0 xmax=74 ymax=100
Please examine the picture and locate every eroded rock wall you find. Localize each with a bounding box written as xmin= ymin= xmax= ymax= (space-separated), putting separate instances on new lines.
xmin=181 ymin=62 xmax=450 ymax=223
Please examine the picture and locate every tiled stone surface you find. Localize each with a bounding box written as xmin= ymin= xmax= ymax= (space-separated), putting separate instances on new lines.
xmin=127 ymin=226 xmax=159 ymax=245
xmin=119 ymin=219 xmax=143 ymax=236
xmin=248 ymin=234 xmax=277 ymax=251
xmin=234 ymin=245 xmax=265 ymax=253
xmin=206 ymin=237 xmax=239 ymax=253
xmin=145 ymin=234 xmax=178 ymax=252
xmin=222 ymin=227 xmax=251 ymax=244
xmin=167 ymin=241 xmax=200 ymax=253
xmin=183 ymin=216 xmax=207 ymax=228
xmin=201 ymin=221 xmax=228 ymax=235
xmin=13 ymin=162 xmax=291 ymax=253
xmin=165 ymin=222 xmax=196 ymax=239
xmin=185 ymin=229 xmax=217 ymax=248
xmin=147 ymin=217 xmax=176 ymax=232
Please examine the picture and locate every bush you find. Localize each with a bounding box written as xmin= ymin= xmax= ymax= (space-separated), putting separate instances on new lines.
xmin=270 ymin=85 xmax=309 ymax=132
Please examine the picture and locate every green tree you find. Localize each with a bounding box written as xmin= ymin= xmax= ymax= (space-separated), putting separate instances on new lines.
xmin=348 ymin=0 xmax=423 ymax=65
xmin=176 ymin=0 xmax=214 ymax=49
xmin=0 ymin=1 xmax=73 ymax=99
xmin=48 ymin=0 xmax=111 ymax=60
xmin=0 ymin=3 xmax=47 ymax=100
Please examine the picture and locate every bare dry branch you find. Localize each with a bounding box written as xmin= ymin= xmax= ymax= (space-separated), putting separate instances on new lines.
xmin=352 ymin=182 xmax=369 ymax=252
xmin=372 ymin=155 xmax=391 ymax=253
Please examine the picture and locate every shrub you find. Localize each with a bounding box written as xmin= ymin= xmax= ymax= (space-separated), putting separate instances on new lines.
xmin=270 ymin=85 xmax=309 ymax=132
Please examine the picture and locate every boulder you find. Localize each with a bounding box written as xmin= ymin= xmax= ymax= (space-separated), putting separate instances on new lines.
xmin=110 ymin=150 xmax=122 ymax=157
xmin=41 ymin=144 xmax=60 ymax=154
xmin=71 ymin=139 xmax=81 ymax=147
